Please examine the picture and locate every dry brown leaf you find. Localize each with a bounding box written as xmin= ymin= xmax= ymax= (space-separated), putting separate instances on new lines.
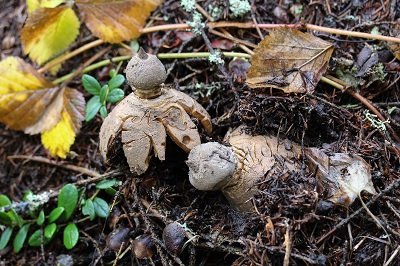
xmin=304 ymin=148 xmax=376 ymax=205
xmin=76 ymin=0 xmax=163 ymax=43
xmin=247 ymin=28 xmax=334 ymax=93
xmin=389 ymin=24 xmax=400 ymax=60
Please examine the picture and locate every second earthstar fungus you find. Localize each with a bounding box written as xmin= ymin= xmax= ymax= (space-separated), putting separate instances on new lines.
xmin=187 ymin=126 xmax=376 ymax=212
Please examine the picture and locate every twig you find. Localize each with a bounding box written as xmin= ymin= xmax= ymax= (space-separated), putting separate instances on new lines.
xmin=383 ymin=245 xmax=400 ymax=266
xmin=141 ymin=22 xmax=400 ymax=43
xmin=320 ymin=76 xmax=400 ymax=144
xmin=60 ymin=46 xmax=111 ymax=86
xmin=8 ymin=155 xmax=101 ymax=177
xmin=195 ymin=3 xmax=255 ymax=54
xmin=283 ymin=221 xmax=292 ymax=266
xmin=316 ymin=177 xmax=400 ymax=244
xmin=38 ymin=39 xmax=104 ymax=73
xmin=53 ymin=52 xmax=250 ymax=84
xmin=80 ymin=230 xmax=103 ymax=266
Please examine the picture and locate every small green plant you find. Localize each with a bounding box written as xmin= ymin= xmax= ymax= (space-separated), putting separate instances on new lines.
xmin=0 ymin=179 xmax=118 ymax=253
xmin=82 ymin=70 xmax=126 ymax=121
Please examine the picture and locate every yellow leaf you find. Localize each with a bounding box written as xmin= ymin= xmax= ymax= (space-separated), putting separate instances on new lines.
xmin=0 ymin=57 xmax=85 ymax=158
xmin=76 ymin=0 xmax=163 ymax=43
xmin=27 ymin=0 xmax=65 ymax=13
xmin=247 ymin=28 xmax=334 ymax=93
xmin=41 ymin=111 xmax=75 ymax=158
xmin=21 ymin=6 xmax=80 ymax=65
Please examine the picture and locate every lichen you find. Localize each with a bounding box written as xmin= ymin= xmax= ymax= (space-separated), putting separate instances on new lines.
xmin=208 ymin=4 xmax=222 ymax=20
xmin=180 ymin=0 xmax=195 ymax=12
xmin=229 ymin=0 xmax=251 ymax=17
xmin=187 ymin=12 xmax=205 ymax=35
xmin=208 ymin=50 xmax=224 ymax=65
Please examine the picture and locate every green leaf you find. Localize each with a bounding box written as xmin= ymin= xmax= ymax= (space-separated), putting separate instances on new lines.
xmin=82 ymin=199 xmax=95 ymax=221
xmin=0 ymin=212 xmax=12 ymax=226
xmin=108 ymin=74 xmax=125 ymax=89
xmin=93 ymin=197 xmax=109 ymax=218
xmin=109 ymin=69 xmax=117 ymax=78
xmin=0 ymin=227 xmax=13 ymax=250
xmin=63 ymin=223 xmax=79 ymax=250
xmin=85 ymin=96 xmax=102 ymax=122
xmin=0 ymin=195 xmax=11 ymax=207
xmin=99 ymin=84 xmax=109 ymax=104
xmin=22 ymin=190 xmax=34 ymax=202
xmin=44 ymin=223 xmax=57 ymax=240
xmin=13 ymin=224 xmax=30 ymax=253
xmin=82 ymin=74 xmax=101 ymax=95
xmin=96 ymin=179 xmax=117 ymax=189
xmin=99 ymin=105 xmax=108 ymax=118
xmin=8 ymin=209 xmax=24 ymax=227
xmin=130 ymin=40 xmax=140 ymax=52
xmin=36 ymin=210 xmax=45 ymax=226
xmin=104 ymin=187 xmax=117 ymax=196
xmin=106 ymin=88 xmax=124 ymax=103
xmin=28 ymin=229 xmax=42 ymax=247
xmin=58 ymin=184 xmax=78 ymax=222
xmin=48 ymin=207 xmax=64 ymax=223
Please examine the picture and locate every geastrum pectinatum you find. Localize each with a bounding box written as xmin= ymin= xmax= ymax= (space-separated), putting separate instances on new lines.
xmin=99 ymin=49 xmax=212 ymax=175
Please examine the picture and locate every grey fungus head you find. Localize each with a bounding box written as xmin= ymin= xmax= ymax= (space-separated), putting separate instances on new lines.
xmin=186 ymin=142 xmax=237 ymax=191
xmin=125 ymin=48 xmax=167 ymax=95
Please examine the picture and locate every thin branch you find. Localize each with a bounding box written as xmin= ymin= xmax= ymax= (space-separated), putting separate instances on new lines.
xmin=8 ymin=155 xmax=101 ymax=177
xmin=316 ymin=177 xmax=400 ymax=244
xmin=38 ymin=39 xmax=104 ymax=73
xmin=52 ymin=52 xmax=251 ymax=84
xmin=141 ymin=22 xmax=400 ymax=43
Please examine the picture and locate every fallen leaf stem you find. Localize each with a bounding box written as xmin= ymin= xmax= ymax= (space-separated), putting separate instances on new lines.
xmin=38 ymin=39 xmax=104 ymax=73
xmin=53 ymin=52 xmax=251 ymax=84
xmin=141 ymin=22 xmax=400 ymax=43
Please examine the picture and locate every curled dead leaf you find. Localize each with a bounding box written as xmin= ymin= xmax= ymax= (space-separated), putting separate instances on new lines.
xmin=304 ymin=148 xmax=376 ymax=205
xmin=76 ymin=0 xmax=163 ymax=43
xmin=247 ymin=28 xmax=334 ymax=93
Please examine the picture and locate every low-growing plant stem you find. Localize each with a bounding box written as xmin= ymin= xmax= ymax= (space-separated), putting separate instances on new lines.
xmin=53 ymin=52 xmax=251 ymax=84
xmin=38 ymin=39 xmax=104 ymax=73
xmin=141 ymin=22 xmax=400 ymax=43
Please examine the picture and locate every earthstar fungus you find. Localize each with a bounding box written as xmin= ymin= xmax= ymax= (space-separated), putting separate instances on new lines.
xmin=99 ymin=49 xmax=212 ymax=175
xmin=187 ymin=126 xmax=376 ymax=212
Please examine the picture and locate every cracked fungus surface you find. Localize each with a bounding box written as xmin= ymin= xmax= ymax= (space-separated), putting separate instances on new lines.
xmin=99 ymin=87 xmax=212 ymax=175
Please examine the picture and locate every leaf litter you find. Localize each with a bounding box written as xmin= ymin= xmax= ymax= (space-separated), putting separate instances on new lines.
xmin=1 ymin=0 xmax=400 ymax=265
xmin=247 ymin=28 xmax=334 ymax=93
